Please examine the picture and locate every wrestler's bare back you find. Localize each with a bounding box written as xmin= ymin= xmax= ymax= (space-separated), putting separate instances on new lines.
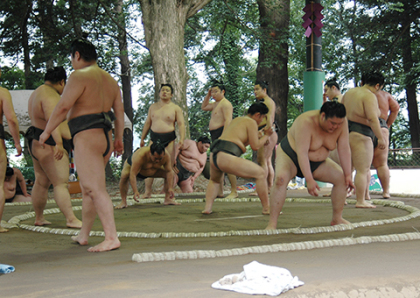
xmin=132 ymin=147 xmax=170 ymax=177
xmin=28 ymin=85 xmax=71 ymax=139
xmin=342 ymin=87 xmax=380 ymax=125
xmin=65 ymin=65 xmax=121 ymax=120
xmin=177 ymin=140 xmax=206 ymax=173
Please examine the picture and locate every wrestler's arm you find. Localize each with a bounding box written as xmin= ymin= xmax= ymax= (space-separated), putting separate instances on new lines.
xmin=387 ymin=95 xmax=400 ymax=127
xmin=247 ymin=120 xmax=271 ymax=151
xmin=112 ymin=86 xmax=124 ymax=156
xmin=14 ymin=168 xmax=30 ymax=196
xmin=1 ymin=89 xmax=21 ymax=156
xmin=191 ymin=153 xmax=207 ymax=182
xmin=175 ymin=106 xmax=185 ymax=147
xmin=336 ymin=122 xmax=355 ymax=190
xmin=129 ymin=152 xmax=143 ymax=200
xmin=42 ymin=95 xmax=65 ymax=160
xmin=222 ymin=101 xmax=233 ymax=129
xmin=294 ymin=119 xmax=320 ymax=196
xmin=40 ymin=72 xmax=82 ymax=143
xmin=364 ymin=94 xmax=386 ymax=148
xmin=201 ymin=89 xmax=213 ymax=111
xmin=263 ymin=99 xmax=275 ymax=131
xmin=140 ymin=106 xmax=152 ymax=147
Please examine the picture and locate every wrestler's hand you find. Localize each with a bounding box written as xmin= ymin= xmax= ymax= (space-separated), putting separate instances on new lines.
xmin=178 ymin=140 xmax=184 ymax=150
xmin=190 ymin=177 xmax=195 ymax=188
xmin=38 ymin=131 xmax=50 ymax=148
xmin=306 ymin=179 xmax=320 ymax=196
xmin=133 ymin=191 xmax=141 ymax=202
xmin=140 ymin=139 xmax=145 ymax=147
xmin=345 ymin=175 xmax=355 ymax=193
xmin=113 ymin=139 xmax=123 ymax=157
xmin=264 ymin=126 xmax=274 ymax=136
xmin=167 ymin=189 xmax=175 ymax=199
xmin=172 ymin=165 xmax=179 ymax=174
xmin=377 ymin=138 xmax=386 ymax=150
xmin=15 ymin=143 xmax=22 ymax=157
xmin=54 ymin=144 xmax=65 ymax=161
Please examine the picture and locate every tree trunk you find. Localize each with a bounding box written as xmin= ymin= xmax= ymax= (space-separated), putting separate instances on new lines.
xmin=116 ymin=0 xmax=133 ymax=163
xmin=139 ymin=0 xmax=212 ymax=139
xmin=401 ymin=12 xmax=420 ymax=150
xmin=256 ymin=0 xmax=290 ymax=141
xmin=22 ymin=1 xmax=34 ymax=89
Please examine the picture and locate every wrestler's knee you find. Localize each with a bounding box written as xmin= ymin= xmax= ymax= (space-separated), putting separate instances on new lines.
xmin=273 ymin=173 xmax=289 ymax=188
xmin=254 ymin=167 xmax=266 ymax=180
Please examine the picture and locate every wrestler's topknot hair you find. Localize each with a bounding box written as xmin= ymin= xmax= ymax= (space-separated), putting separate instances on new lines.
xmin=320 ymin=101 xmax=346 ymax=119
xmin=6 ymin=166 xmax=14 ymax=177
xmin=255 ymin=80 xmax=269 ymax=93
xmin=361 ymin=71 xmax=384 ymax=87
xmin=247 ymin=102 xmax=269 ymax=116
xmin=150 ymin=142 xmax=165 ymax=155
xmin=160 ymin=83 xmax=174 ymax=95
xmin=70 ymin=38 xmax=97 ymax=62
xmin=45 ymin=66 xmax=67 ymax=84
xmin=197 ymin=136 xmax=210 ymax=144
xmin=325 ymin=78 xmax=340 ymax=91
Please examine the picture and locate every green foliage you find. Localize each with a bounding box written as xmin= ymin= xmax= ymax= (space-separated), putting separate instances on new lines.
xmin=0 ymin=66 xmax=26 ymax=90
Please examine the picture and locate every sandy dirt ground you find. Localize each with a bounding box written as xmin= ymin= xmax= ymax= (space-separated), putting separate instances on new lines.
xmin=1 ymin=178 xmax=420 ymax=298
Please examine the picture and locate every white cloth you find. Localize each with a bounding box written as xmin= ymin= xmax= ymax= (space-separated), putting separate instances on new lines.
xmin=0 ymin=264 xmax=15 ymax=274
xmin=212 ymin=261 xmax=304 ymax=296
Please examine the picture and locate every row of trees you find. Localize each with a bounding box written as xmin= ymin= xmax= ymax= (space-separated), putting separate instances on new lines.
xmin=1 ymin=0 xmax=419 ymax=164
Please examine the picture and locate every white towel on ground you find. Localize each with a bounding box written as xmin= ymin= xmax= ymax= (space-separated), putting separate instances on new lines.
xmin=212 ymin=261 xmax=304 ymax=296
xmin=0 ymin=264 xmax=15 ymax=274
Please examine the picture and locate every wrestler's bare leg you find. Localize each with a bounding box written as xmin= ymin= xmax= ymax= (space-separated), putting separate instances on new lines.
xmin=11 ymin=195 xmax=32 ymax=202
xmin=115 ymin=161 xmax=130 ymax=209
xmin=203 ymin=157 xmax=224 ymax=214
xmin=225 ymin=174 xmax=238 ymax=199
xmin=0 ymin=141 xmax=7 ymax=232
xmin=71 ymin=186 xmax=94 ymax=246
xmin=31 ymin=141 xmax=82 ymax=228
xmin=162 ymin=173 xmax=180 ymax=205
xmin=73 ymin=129 xmax=120 ymax=252
xmin=350 ymin=133 xmax=376 ymax=208
xmin=179 ymin=177 xmax=194 ymax=193
xmin=31 ymin=159 xmax=52 ymax=226
xmin=313 ymin=159 xmax=350 ymax=225
xmin=266 ymin=148 xmax=295 ymax=230
xmin=373 ymin=128 xmax=390 ymax=198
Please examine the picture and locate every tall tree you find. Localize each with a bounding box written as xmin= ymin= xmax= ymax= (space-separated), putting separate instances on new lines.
xmin=256 ymin=0 xmax=290 ymax=140
xmin=138 ymin=0 xmax=212 ymax=138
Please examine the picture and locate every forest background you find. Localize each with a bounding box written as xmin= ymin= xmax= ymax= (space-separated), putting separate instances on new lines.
xmin=0 ymin=0 xmax=419 ymax=180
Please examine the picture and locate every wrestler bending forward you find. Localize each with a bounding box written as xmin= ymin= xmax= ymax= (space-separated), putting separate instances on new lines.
xmin=266 ymin=101 xmax=354 ymax=230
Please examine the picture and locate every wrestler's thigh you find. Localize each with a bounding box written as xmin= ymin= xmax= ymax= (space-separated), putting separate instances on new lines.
xmin=73 ymin=129 xmax=107 ymax=190
xmin=313 ymin=158 xmax=344 ymax=185
xmin=119 ymin=161 xmax=131 ymax=182
xmin=349 ymin=133 xmax=373 ymax=170
xmin=273 ymin=147 xmax=297 ymax=181
xmin=372 ymin=128 xmax=389 ymax=167
xmin=179 ymin=179 xmax=193 ymax=193
xmin=209 ymin=153 xmax=223 ymax=182
xmin=0 ymin=141 xmax=7 ymax=182
xmin=31 ymin=141 xmax=68 ymax=184
xmin=215 ymin=153 xmax=262 ymax=179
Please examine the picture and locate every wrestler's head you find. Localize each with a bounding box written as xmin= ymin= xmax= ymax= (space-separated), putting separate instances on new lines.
xmin=320 ymin=101 xmax=346 ymax=133
xmin=45 ymin=67 xmax=67 ymax=94
xmin=323 ymin=78 xmax=340 ymax=100
xmin=159 ymin=84 xmax=173 ymax=101
xmin=5 ymin=166 xmax=14 ymax=182
xmin=70 ymin=38 xmax=97 ymax=67
xmin=150 ymin=142 xmax=166 ymax=163
xmin=197 ymin=136 xmax=210 ymax=153
xmin=254 ymin=80 xmax=268 ymax=99
xmin=361 ymin=71 xmax=384 ymax=92
xmin=211 ymin=80 xmax=226 ymax=101
xmin=247 ymin=102 xmax=269 ymax=125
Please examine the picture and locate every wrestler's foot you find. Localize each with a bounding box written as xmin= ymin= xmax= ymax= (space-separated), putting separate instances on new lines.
xmin=262 ymin=208 xmax=270 ymax=215
xmin=225 ymin=192 xmax=238 ymax=199
xmin=140 ymin=194 xmax=152 ymax=200
xmin=216 ymin=193 xmax=224 ymax=198
xmin=71 ymin=235 xmax=88 ymax=246
xmin=34 ymin=219 xmax=52 ymax=226
xmin=323 ymin=192 xmax=331 ymax=197
xmin=202 ymin=209 xmax=212 ymax=214
xmin=115 ymin=202 xmax=128 ymax=209
xmin=66 ymin=218 xmax=82 ymax=229
xmin=382 ymin=193 xmax=390 ymax=199
xmin=265 ymin=224 xmax=277 ymax=230
xmin=249 ymin=192 xmax=258 ymax=196
xmin=0 ymin=226 xmax=9 ymax=233
xmin=163 ymin=199 xmax=181 ymax=205
xmin=331 ymin=218 xmax=351 ymax=226
xmin=87 ymin=239 xmax=121 ymax=252
xmin=355 ymin=202 xmax=376 ymax=208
